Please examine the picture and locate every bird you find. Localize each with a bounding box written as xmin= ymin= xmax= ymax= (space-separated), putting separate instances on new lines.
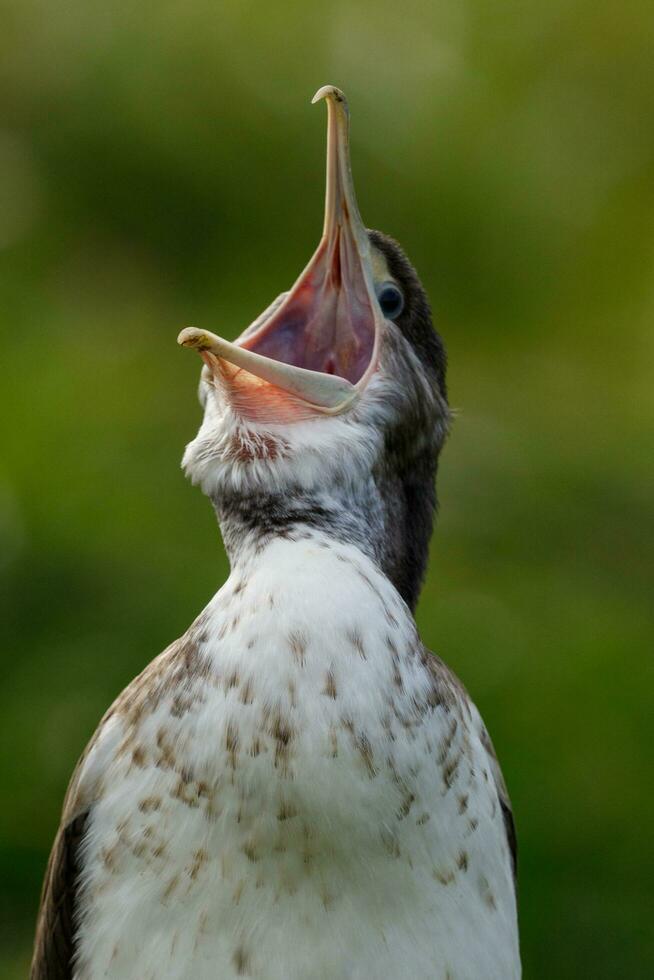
xmin=31 ymin=86 xmax=520 ymax=980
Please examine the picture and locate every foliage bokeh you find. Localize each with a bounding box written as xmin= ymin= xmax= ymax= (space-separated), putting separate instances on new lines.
xmin=1 ymin=1 xmax=653 ymax=975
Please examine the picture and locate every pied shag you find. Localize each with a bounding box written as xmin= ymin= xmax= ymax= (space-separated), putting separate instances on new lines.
xmin=32 ymin=86 xmax=520 ymax=980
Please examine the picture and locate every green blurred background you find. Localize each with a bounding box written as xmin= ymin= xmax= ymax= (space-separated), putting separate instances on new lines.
xmin=1 ymin=1 xmax=653 ymax=976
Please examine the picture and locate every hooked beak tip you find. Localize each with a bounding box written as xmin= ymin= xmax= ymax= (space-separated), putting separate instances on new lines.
xmin=178 ymin=327 xmax=209 ymax=350
xmin=311 ymin=85 xmax=349 ymax=112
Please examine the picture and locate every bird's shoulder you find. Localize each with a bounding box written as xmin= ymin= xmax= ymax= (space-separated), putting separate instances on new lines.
xmin=30 ymin=623 xmax=206 ymax=978
xmin=421 ymin=647 xmax=517 ymax=885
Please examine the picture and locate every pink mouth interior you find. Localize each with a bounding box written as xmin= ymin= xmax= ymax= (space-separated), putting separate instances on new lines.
xmin=240 ymin=227 xmax=375 ymax=385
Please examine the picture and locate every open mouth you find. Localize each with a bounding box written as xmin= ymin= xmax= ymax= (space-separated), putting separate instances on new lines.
xmin=179 ymin=86 xmax=382 ymax=415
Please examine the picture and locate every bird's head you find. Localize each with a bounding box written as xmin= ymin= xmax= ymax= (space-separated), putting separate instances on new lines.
xmin=182 ymin=87 xmax=449 ymax=609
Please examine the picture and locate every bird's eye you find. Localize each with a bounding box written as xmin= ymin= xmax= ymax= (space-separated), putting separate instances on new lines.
xmin=376 ymin=281 xmax=405 ymax=320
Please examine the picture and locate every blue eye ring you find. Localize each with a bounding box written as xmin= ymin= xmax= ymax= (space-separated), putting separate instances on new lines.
xmin=376 ymin=281 xmax=405 ymax=320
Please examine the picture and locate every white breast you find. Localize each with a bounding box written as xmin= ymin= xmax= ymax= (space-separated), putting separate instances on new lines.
xmin=73 ymin=534 xmax=520 ymax=980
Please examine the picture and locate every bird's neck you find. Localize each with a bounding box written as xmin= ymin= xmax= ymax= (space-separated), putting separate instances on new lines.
xmin=213 ymin=479 xmax=386 ymax=574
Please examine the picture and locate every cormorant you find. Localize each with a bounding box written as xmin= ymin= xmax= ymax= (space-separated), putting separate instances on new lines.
xmin=32 ymin=86 xmax=520 ymax=980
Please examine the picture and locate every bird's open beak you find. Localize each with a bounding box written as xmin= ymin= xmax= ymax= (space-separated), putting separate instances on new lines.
xmin=178 ymin=86 xmax=383 ymax=420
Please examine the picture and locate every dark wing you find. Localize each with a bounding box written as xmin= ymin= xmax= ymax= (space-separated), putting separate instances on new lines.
xmin=30 ymin=807 xmax=90 ymax=979
xmin=499 ymin=793 xmax=518 ymax=882
xmin=30 ymin=704 xmax=109 ymax=979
